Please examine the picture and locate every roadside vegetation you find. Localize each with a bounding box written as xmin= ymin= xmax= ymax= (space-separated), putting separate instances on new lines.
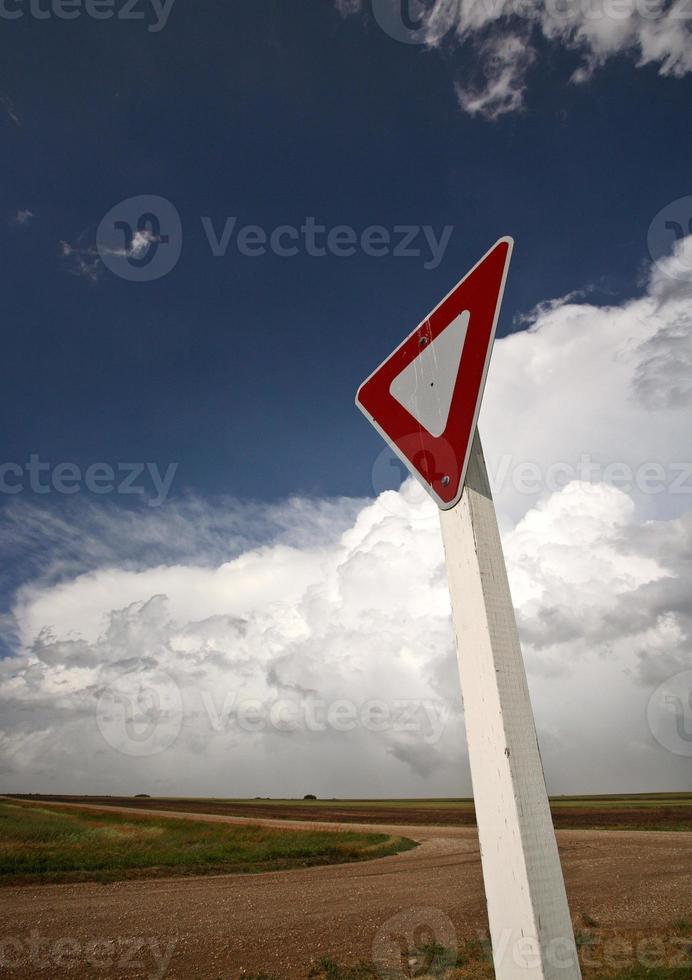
xmin=0 ymin=800 xmax=416 ymax=885
xmin=300 ymin=923 xmax=691 ymax=979
xmin=238 ymin=920 xmax=692 ymax=980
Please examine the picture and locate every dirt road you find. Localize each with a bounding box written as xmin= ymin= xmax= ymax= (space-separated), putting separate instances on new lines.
xmin=1 ymin=802 xmax=690 ymax=979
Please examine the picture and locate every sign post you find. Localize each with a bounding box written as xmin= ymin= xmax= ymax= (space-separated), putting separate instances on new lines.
xmin=356 ymin=239 xmax=581 ymax=979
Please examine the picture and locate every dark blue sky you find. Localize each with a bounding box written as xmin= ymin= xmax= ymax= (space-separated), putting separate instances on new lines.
xmin=2 ymin=0 xmax=691 ymax=505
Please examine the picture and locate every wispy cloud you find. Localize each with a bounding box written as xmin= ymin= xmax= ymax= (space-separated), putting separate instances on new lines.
xmin=59 ymin=228 xmax=163 ymax=282
xmin=454 ymin=30 xmax=535 ymax=119
xmin=337 ymin=0 xmax=692 ymax=118
xmin=12 ymin=209 xmax=33 ymax=227
xmin=59 ymin=240 xmax=103 ymax=282
xmin=1 ymin=94 xmax=21 ymax=128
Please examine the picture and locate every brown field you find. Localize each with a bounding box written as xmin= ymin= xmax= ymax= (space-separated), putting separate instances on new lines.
xmin=10 ymin=791 xmax=692 ymax=831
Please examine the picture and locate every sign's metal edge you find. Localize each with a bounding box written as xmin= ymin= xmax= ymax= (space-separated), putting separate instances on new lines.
xmin=355 ymin=236 xmax=514 ymax=512
xmin=355 ymin=236 xmax=513 ymax=406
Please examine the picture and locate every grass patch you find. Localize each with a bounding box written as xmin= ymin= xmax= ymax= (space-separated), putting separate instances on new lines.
xmin=603 ymin=971 xmax=692 ymax=979
xmin=309 ymin=958 xmax=379 ymax=980
xmin=0 ymin=800 xmax=416 ymax=885
xmin=304 ymin=927 xmax=691 ymax=980
xmin=582 ymin=912 xmax=602 ymax=929
xmin=305 ymin=956 xmax=690 ymax=980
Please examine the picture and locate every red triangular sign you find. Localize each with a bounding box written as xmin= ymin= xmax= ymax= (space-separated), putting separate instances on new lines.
xmin=356 ymin=237 xmax=513 ymax=509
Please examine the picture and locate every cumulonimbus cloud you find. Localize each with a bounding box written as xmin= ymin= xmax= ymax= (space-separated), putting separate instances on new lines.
xmin=1 ymin=238 xmax=691 ymax=796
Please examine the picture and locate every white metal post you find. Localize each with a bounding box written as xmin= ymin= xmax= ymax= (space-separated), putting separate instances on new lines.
xmin=439 ymin=431 xmax=581 ymax=980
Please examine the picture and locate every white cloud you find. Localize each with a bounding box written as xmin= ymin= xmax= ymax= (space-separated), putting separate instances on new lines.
xmin=59 ymin=240 xmax=102 ymax=282
xmin=1 ymin=491 xmax=463 ymax=796
xmin=480 ymin=234 xmax=692 ymax=526
xmin=59 ymin=228 xmax=163 ymax=282
xmin=1 ymin=240 xmax=691 ymax=796
xmin=338 ymin=0 xmax=692 ymax=116
xmin=13 ymin=210 xmax=33 ymax=226
xmin=455 ymin=31 xmax=535 ymax=118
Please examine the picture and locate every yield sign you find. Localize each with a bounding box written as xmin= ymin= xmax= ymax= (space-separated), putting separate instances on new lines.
xmin=356 ymin=237 xmax=513 ymax=509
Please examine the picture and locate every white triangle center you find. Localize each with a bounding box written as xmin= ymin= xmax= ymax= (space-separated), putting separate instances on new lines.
xmin=389 ymin=311 xmax=470 ymax=437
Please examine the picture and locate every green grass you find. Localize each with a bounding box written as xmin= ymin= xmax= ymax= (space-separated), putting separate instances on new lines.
xmin=0 ymin=800 xmax=416 ymax=885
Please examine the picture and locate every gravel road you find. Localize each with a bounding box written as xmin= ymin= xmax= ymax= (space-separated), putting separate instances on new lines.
xmin=1 ymin=802 xmax=690 ymax=979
